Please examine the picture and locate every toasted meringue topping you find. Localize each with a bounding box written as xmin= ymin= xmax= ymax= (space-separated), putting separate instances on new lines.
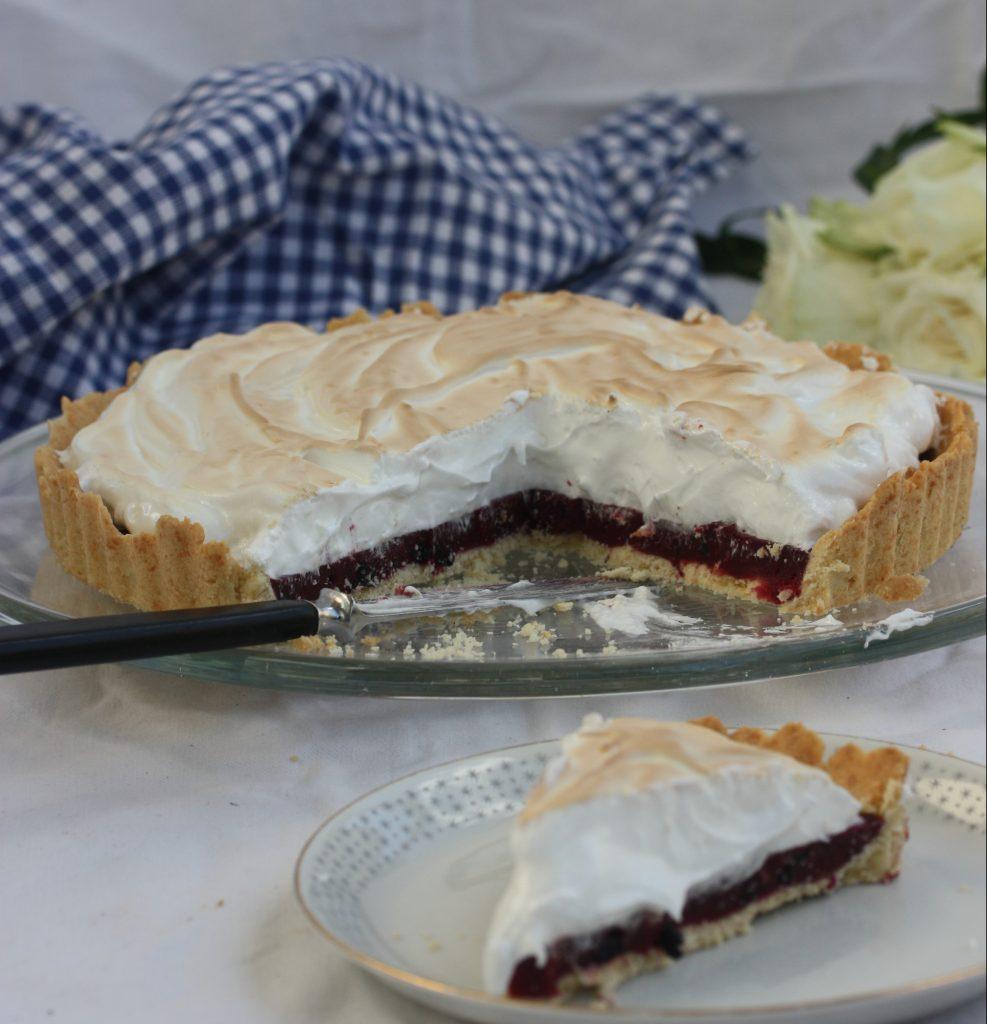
xmin=519 ymin=714 xmax=827 ymax=823
xmin=61 ymin=293 xmax=940 ymax=576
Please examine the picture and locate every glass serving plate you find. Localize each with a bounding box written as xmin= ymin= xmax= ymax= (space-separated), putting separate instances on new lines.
xmin=1 ymin=380 xmax=983 ymax=697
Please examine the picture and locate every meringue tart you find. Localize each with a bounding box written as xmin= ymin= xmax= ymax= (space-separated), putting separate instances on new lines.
xmin=35 ymin=292 xmax=976 ymax=615
xmin=483 ymin=715 xmax=909 ymax=1000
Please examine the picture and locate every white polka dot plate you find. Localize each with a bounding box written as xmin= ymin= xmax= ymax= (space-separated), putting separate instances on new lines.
xmin=295 ymin=731 xmax=985 ymax=1024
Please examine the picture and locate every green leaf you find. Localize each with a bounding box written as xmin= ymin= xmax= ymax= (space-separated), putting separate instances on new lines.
xmin=937 ymin=118 xmax=987 ymax=151
xmin=695 ymin=207 xmax=770 ymax=281
xmin=816 ymin=228 xmax=894 ymax=260
xmin=852 ymin=67 xmax=986 ymax=192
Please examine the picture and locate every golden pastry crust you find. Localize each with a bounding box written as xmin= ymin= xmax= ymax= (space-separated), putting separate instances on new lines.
xmin=35 ymin=386 xmax=272 ymax=612
xmin=690 ymin=716 xmax=908 ymax=814
xmin=34 ymin=326 xmax=977 ymax=614
xmin=794 ymin=344 xmax=978 ymax=615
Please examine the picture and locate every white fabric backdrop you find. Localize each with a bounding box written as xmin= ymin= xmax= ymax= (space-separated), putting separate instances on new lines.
xmin=1 ymin=3 xmax=985 ymax=1022
xmin=2 ymin=0 xmax=985 ymax=221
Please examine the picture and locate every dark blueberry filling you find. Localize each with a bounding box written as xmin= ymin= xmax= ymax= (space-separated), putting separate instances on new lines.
xmin=506 ymin=813 xmax=883 ymax=999
xmin=270 ymin=490 xmax=808 ymax=603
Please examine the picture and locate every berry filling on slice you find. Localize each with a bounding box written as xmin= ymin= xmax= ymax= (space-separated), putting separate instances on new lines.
xmin=507 ymin=813 xmax=885 ymax=999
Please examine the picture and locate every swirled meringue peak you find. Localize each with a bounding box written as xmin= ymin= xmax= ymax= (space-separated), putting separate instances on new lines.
xmin=62 ymin=292 xmax=939 ymax=577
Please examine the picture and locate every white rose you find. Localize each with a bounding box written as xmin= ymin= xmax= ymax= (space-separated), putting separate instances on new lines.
xmin=867 ymin=124 xmax=986 ymax=268
xmin=875 ymin=262 xmax=987 ymax=380
xmin=755 ymin=204 xmax=879 ymax=345
xmin=754 ymin=122 xmax=986 ymax=381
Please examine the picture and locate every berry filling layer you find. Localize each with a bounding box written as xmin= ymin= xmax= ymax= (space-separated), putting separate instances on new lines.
xmin=505 ymin=812 xmax=884 ymax=999
xmin=270 ymin=491 xmax=810 ymax=603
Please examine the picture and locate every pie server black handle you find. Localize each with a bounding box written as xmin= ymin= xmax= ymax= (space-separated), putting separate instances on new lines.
xmin=0 ymin=600 xmax=321 ymax=675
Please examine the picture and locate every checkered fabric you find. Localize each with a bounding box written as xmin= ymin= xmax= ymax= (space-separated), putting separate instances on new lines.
xmin=0 ymin=59 xmax=749 ymax=438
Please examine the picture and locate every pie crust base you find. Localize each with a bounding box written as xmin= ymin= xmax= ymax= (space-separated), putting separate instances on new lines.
xmin=35 ymin=380 xmax=272 ymax=611
xmin=35 ymin=345 xmax=977 ymax=615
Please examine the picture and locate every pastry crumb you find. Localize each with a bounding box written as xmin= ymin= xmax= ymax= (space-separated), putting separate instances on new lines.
xmin=419 ymin=630 xmax=485 ymax=661
xmin=292 ymin=632 xmax=344 ymax=655
xmin=599 ymin=566 xmax=652 ymax=583
xmin=515 ymin=620 xmax=556 ymax=647
xmin=552 ymin=600 xmax=574 ymax=612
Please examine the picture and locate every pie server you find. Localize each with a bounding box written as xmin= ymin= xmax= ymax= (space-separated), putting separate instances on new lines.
xmin=0 ymin=578 xmax=629 ymax=674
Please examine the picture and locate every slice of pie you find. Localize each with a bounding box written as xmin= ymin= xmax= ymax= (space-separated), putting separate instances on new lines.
xmin=35 ymin=292 xmax=976 ymax=615
xmin=483 ymin=715 xmax=909 ymax=1000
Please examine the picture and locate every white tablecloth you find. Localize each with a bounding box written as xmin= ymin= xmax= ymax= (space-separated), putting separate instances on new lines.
xmin=2 ymin=636 xmax=984 ymax=1024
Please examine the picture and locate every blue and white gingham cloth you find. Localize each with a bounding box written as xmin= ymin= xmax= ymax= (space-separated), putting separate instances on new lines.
xmin=0 ymin=59 xmax=749 ymax=439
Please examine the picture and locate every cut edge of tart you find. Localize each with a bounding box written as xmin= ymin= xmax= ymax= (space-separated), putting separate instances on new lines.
xmin=34 ymin=306 xmax=977 ymax=617
xmin=484 ymin=716 xmax=910 ymax=1002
